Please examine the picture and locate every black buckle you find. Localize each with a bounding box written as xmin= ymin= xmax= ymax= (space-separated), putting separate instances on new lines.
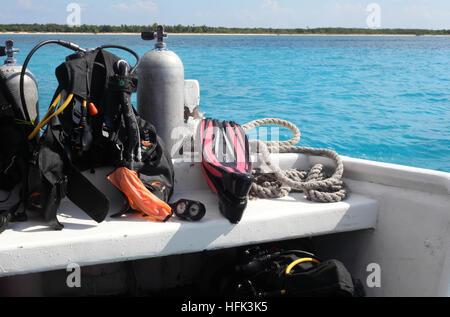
xmin=56 ymin=176 xmax=68 ymax=199
xmin=0 ymin=210 xmax=11 ymax=234
xmin=109 ymin=75 xmax=137 ymax=93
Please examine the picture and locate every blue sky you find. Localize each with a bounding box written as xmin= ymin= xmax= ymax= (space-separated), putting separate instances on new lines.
xmin=2 ymin=0 xmax=450 ymax=29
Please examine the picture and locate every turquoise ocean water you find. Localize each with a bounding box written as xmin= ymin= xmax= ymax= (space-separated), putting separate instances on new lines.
xmin=2 ymin=34 xmax=449 ymax=172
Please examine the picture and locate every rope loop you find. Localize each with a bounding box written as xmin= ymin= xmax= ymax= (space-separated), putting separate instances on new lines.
xmin=243 ymin=118 xmax=347 ymax=203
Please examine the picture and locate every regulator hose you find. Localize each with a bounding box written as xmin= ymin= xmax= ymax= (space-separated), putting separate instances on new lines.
xmin=98 ymin=45 xmax=140 ymax=74
xmin=19 ymin=40 xmax=86 ymax=124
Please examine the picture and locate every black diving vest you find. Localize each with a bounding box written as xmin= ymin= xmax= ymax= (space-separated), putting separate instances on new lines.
xmin=29 ymin=48 xmax=175 ymax=230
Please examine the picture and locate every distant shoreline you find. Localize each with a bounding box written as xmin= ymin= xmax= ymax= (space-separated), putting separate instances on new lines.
xmin=1 ymin=32 xmax=449 ymax=37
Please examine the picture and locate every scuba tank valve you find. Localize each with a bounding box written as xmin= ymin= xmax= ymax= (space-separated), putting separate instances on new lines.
xmin=141 ymin=25 xmax=168 ymax=49
xmin=0 ymin=40 xmax=20 ymax=63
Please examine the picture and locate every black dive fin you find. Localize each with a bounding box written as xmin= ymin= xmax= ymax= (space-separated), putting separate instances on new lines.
xmin=49 ymin=121 xmax=109 ymax=224
xmin=66 ymin=164 xmax=109 ymax=223
xmin=40 ymin=178 xmax=65 ymax=231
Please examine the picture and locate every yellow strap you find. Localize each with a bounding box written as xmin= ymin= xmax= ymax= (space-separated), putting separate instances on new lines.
xmin=285 ymin=258 xmax=320 ymax=275
xmin=40 ymin=93 xmax=61 ymax=124
xmin=15 ymin=119 xmax=34 ymax=126
xmin=28 ymin=94 xmax=74 ymax=140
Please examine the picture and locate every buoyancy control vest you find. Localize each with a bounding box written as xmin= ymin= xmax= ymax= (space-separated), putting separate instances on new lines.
xmin=28 ymin=46 xmax=174 ymax=230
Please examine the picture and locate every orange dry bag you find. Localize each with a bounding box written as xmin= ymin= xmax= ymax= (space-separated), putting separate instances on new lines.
xmin=108 ymin=167 xmax=173 ymax=222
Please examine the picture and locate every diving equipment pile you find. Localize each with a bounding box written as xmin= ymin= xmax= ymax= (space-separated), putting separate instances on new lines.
xmin=4 ymin=39 xmax=175 ymax=231
xmin=1 ymin=34 xmax=347 ymax=234
xmin=218 ymin=246 xmax=364 ymax=297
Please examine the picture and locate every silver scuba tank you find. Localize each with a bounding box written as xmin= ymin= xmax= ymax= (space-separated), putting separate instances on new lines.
xmin=0 ymin=40 xmax=39 ymax=123
xmin=137 ymin=25 xmax=185 ymax=156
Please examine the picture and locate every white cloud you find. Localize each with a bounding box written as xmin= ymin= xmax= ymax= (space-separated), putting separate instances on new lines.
xmin=332 ymin=2 xmax=365 ymax=15
xmin=404 ymin=5 xmax=434 ymax=20
xmin=135 ymin=1 xmax=158 ymax=12
xmin=262 ymin=0 xmax=279 ymax=10
xmin=111 ymin=0 xmax=158 ymax=13
xmin=112 ymin=3 xmax=129 ymax=10
xmin=262 ymin=0 xmax=293 ymax=14
xmin=397 ymin=4 xmax=450 ymax=28
xmin=14 ymin=0 xmax=55 ymax=17
xmin=17 ymin=0 xmax=33 ymax=10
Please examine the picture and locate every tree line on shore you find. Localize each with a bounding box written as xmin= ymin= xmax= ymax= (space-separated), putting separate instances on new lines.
xmin=1 ymin=23 xmax=449 ymax=35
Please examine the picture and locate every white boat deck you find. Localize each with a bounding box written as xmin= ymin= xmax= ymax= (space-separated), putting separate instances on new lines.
xmin=0 ymin=156 xmax=378 ymax=278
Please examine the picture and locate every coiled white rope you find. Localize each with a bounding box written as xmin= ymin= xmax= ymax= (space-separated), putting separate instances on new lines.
xmin=242 ymin=118 xmax=347 ymax=203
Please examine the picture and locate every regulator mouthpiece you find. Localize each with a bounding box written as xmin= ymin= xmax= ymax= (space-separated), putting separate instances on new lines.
xmin=141 ymin=25 xmax=168 ymax=49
